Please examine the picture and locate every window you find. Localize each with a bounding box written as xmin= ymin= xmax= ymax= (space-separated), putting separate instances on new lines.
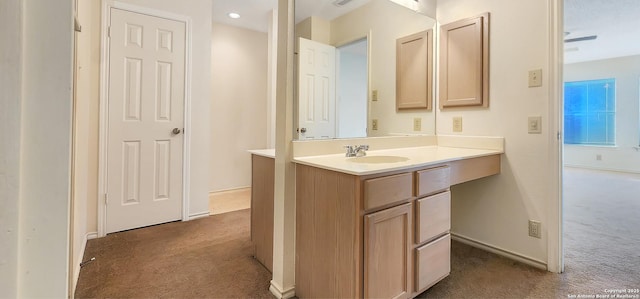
xmin=564 ymin=79 xmax=616 ymax=145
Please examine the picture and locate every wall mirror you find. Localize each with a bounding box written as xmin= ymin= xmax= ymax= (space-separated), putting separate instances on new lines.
xmin=294 ymin=0 xmax=437 ymax=140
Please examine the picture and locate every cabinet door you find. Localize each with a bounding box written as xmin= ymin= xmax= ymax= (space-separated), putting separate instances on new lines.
xmin=439 ymin=12 xmax=489 ymax=108
xmin=396 ymin=29 xmax=433 ymax=110
xmin=364 ymin=203 xmax=412 ymax=299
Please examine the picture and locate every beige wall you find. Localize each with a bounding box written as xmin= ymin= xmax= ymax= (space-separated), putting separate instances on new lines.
xmin=437 ymin=0 xmax=553 ymax=266
xmin=331 ymin=0 xmax=437 ymax=136
xmin=564 ymin=55 xmax=640 ymax=173
xmin=210 ymin=22 xmax=269 ymax=192
xmin=71 ymin=0 xmax=101 ymax=291
xmin=295 ymin=16 xmax=330 ymax=45
xmin=0 ymin=0 xmax=22 ymax=296
xmin=19 ymin=0 xmax=75 ymax=296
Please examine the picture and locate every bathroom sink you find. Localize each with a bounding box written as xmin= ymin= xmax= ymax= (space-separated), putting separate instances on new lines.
xmin=347 ymin=155 xmax=409 ymax=164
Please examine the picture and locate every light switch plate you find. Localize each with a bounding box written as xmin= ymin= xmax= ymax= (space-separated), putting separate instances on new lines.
xmin=372 ymin=119 xmax=378 ymax=131
xmin=528 ymin=116 xmax=542 ymax=134
xmin=528 ymin=69 xmax=542 ymax=87
xmin=413 ymin=118 xmax=422 ymax=131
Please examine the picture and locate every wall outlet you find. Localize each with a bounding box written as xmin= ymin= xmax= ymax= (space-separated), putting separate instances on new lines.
xmin=372 ymin=119 xmax=378 ymax=131
xmin=453 ymin=117 xmax=463 ymax=132
xmin=528 ymin=220 xmax=541 ymax=239
xmin=596 ymin=154 xmax=602 ymax=161
xmin=413 ymin=118 xmax=422 ymax=131
xmin=372 ymin=90 xmax=378 ymax=102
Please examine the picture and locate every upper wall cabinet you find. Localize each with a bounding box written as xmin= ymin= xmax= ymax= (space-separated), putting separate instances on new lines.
xmin=439 ymin=13 xmax=490 ymax=109
xmin=396 ymin=29 xmax=433 ymax=110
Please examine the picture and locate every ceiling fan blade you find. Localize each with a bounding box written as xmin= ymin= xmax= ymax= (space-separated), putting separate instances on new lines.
xmin=564 ymin=35 xmax=598 ymax=43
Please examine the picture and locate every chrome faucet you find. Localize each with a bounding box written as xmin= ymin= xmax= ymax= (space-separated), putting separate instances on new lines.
xmin=344 ymin=145 xmax=369 ymax=157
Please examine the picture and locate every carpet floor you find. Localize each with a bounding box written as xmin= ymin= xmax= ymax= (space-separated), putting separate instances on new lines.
xmin=76 ymin=167 xmax=640 ymax=298
xmin=75 ymin=209 xmax=272 ymax=298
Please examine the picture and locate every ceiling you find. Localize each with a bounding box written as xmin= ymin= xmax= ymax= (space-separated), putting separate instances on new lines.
xmin=212 ymin=0 xmax=640 ymax=64
xmin=564 ymin=0 xmax=640 ymax=64
xmin=212 ymin=0 xmax=373 ymax=33
xmin=212 ymin=0 xmax=277 ymax=33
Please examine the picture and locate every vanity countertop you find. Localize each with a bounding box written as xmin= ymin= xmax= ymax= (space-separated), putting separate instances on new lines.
xmin=248 ymin=149 xmax=275 ymax=159
xmin=292 ymin=146 xmax=503 ymax=176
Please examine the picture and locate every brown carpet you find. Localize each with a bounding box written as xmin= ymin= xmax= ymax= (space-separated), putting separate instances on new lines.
xmin=75 ymin=209 xmax=273 ymax=298
xmin=77 ymin=168 xmax=640 ymax=298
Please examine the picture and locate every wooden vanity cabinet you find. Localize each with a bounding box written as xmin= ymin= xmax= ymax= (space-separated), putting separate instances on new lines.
xmin=295 ymin=155 xmax=500 ymax=299
xmin=250 ymin=154 xmax=274 ymax=272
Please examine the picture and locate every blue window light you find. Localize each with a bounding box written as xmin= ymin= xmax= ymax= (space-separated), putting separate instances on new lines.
xmin=564 ymin=79 xmax=616 ymax=146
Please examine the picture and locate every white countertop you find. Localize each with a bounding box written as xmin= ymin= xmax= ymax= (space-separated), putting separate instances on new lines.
xmin=292 ymin=146 xmax=503 ymax=175
xmin=248 ymin=149 xmax=275 ymax=158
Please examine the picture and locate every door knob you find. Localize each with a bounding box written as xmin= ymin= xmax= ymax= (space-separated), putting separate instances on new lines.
xmin=300 ymin=128 xmax=307 ymax=133
xmin=172 ymin=128 xmax=181 ymax=135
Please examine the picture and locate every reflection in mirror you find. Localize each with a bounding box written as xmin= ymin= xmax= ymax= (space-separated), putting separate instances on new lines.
xmin=337 ymin=38 xmax=368 ymax=138
xmin=294 ymin=0 xmax=437 ymax=140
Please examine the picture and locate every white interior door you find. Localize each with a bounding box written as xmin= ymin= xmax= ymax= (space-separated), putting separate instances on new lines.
xmin=298 ymin=38 xmax=336 ymax=139
xmin=106 ymin=8 xmax=185 ymax=233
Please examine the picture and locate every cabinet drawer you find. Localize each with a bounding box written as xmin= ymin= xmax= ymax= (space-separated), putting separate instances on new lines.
xmin=416 ymin=166 xmax=450 ymax=197
xmin=415 ymin=234 xmax=450 ymax=292
xmin=415 ymin=191 xmax=451 ymax=244
xmin=364 ymin=173 xmax=413 ymax=210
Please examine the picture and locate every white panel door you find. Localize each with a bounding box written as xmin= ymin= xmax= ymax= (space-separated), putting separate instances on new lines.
xmin=106 ymin=8 xmax=185 ymax=233
xmin=298 ymin=38 xmax=336 ymax=139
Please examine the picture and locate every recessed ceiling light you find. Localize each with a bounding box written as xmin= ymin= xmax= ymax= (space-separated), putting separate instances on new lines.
xmin=228 ymin=12 xmax=240 ymax=19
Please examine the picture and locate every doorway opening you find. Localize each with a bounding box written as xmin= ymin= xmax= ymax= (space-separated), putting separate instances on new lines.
xmin=562 ymin=0 xmax=640 ymax=286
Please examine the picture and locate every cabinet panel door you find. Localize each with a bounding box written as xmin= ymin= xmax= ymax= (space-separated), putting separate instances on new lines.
xmin=396 ymin=29 xmax=433 ymax=110
xmin=364 ymin=203 xmax=412 ymax=299
xmin=439 ymin=13 xmax=489 ymax=108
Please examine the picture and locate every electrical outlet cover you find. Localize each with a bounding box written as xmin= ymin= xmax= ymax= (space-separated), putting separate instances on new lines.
xmin=528 ymin=220 xmax=541 ymax=239
xmin=453 ymin=117 xmax=463 ymax=132
xmin=413 ymin=118 xmax=422 ymax=131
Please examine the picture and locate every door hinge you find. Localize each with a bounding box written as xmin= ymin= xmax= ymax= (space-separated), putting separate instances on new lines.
xmin=107 ymin=26 xmax=111 ymax=38
xmin=557 ymin=131 xmax=561 ymax=141
xmin=104 ymin=193 xmax=108 ymax=205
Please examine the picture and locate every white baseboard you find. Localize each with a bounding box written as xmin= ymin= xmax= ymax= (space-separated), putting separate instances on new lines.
xmin=564 ymin=164 xmax=640 ymax=175
xmin=208 ymin=186 xmax=251 ymax=195
xmin=188 ymin=211 xmax=210 ymax=220
xmin=71 ymin=231 xmax=98 ymax=297
xmin=269 ymin=280 xmax=296 ymax=299
xmin=451 ymin=232 xmax=547 ymax=270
